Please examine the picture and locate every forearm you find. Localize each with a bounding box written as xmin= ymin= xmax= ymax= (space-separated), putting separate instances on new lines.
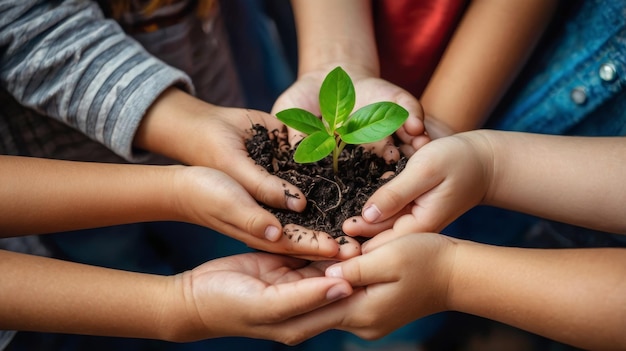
xmin=290 ymin=0 xmax=379 ymax=76
xmin=421 ymin=0 xmax=558 ymax=132
xmin=481 ymin=131 xmax=626 ymax=233
xmin=0 ymin=155 xmax=180 ymax=235
xmin=0 ymin=249 xmax=191 ymax=340
xmin=448 ymin=239 xmax=626 ymax=350
xmin=133 ymin=87 xmax=214 ymax=166
xmin=0 ymin=0 xmax=193 ymax=162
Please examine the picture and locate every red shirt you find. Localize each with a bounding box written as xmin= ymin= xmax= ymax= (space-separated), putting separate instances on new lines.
xmin=374 ymin=0 xmax=468 ymax=97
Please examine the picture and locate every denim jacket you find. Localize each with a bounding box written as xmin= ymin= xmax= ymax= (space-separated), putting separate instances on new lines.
xmin=489 ymin=0 xmax=626 ymax=136
xmin=450 ymin=1 xmax=626 ymax=248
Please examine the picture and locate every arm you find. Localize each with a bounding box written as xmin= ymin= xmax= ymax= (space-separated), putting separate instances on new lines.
xmin=0 ymin=0 xmax=191 ymax=162
xmin=132 ymin=87 xmax=309 ymax=213
xmin=1 ymin=1 xmax=305 ymax=213
xmin=449 ymin=237 xmax=626 ymax=350
xmin=484 ymin=132 xmax=626 ymax=233
xmin=0 ymin=155 xmax=344 ymax=257
xmin=0 ymin=155 xmax=182 ymax=236
xmin=290 ymin=0 xmax=378 ymax=79
xmin=0 ymin=249 xmax=352 ymax=344
xmin=277 ymin=0 xmax=428 ymax=153
xmin=1 ymin=2 xmax=348 ymax=256
xmin=322 ymin=233 xmax=626 ymax=350
xmin=421 ymin=0 xmax=559 ymax=133
xmin=344 ymin=131 xmax=626 ymax=236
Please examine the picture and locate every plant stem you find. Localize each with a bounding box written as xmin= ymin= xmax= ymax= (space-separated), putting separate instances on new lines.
xmin=333 ymin=138 xmax=347 ymax=174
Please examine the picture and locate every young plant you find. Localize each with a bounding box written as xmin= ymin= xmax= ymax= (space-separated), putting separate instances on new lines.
xmin=276 ymin=66 xmax=409 ymax=174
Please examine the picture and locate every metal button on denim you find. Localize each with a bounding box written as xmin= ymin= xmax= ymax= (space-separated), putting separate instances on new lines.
xmin=570 ymin=87 xmax=587 ymax=105
xmin=599 ymin=62 xmax=617 ymax=82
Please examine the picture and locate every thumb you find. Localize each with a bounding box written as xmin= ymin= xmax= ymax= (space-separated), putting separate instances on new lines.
xmin=361 ymin=156 xmax=442 ymax=224
xmin=325 ymin=248 xmax=395 ymax=287
xmin=269 ymin=277 xmax=353 ymax=317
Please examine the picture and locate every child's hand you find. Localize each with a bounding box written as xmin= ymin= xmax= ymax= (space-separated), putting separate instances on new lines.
xmin=318 ymin=232 xmax=457 ymax=339
xmin=172 ymin=165 xmax=359 ymax=260
xmin=343 ymin=132 xmax=493 ymax=237
xmin=136 ymin=88 xmax=308 ymax=215
xmin=167 ymin=252 xmax=352 ymax=344
xmin=271 ymin=67 xmax=430 ymax=163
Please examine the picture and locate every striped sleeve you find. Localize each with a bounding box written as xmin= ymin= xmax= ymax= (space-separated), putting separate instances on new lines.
xmin=0 ymin=0 xmax=194 ymax=161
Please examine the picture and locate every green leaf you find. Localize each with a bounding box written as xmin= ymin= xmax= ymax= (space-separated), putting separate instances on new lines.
xmin=338 ymin=102 xmax=409 ymax=144
xmin=293 ymin=131 xmax=335 ymax=163
xmin=319 ymin=67 xmax=355 ymax=132
xmin=276 ymin=108 xmax=326 ymax=135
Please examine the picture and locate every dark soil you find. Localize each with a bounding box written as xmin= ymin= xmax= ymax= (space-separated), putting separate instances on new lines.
xmin=246 ymin=124 xmax=406 ymax=242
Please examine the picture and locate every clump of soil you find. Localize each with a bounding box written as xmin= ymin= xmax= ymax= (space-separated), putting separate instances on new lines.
xmin=246 ymin=124 xmax=406 ymax=241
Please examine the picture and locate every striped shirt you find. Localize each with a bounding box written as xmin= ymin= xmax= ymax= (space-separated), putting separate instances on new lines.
xmin=0 ymin=0 xmax=242 ymax=163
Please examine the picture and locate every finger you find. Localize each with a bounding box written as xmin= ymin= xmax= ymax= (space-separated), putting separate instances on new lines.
xmin=223 ymin=117 xmax=308 ymax=213
xmin=333 ymin=236 xmax=361 ymax=260
xmin=288 ymin=237 xmax=361 ymax=262
xmin=264 ymin=276 xmax=353 ymax=318
xmin=254 ymin=296 xmax=356 ymax=346
xmin=393 ymin=213 xmax=431 ymax=234
xmin=342 ymin=215 xmax=396 ymax=238
xmin=230 ymin=155 xmax=308 ymax=213
xmin=287 ymin=127 xmax=307 ymax=149
xmin=214 ymin=200 xmax=283 ymax=242
xmin=360 ymin=229 xmax=406 ymax=253
xmin=180 ymin=167 xmax=284 ymax=242
xmin=360 ymin=156 xmax=442 ymax=224
xmin=410 ymin=134 xmax=431 ymax=151
xmin=325 ymin=247 xmax=397 ymax=287
xmin=393 ymin=92 xmax=425 ymax=143
xmin=360 ymin=138 xmax=400 ymax=164
xmin=342 ymin=204 xmax=411 ymax=237
xmin=249 ymin=224 xmax=341 ymax=258
xmin=393 ymin=199 xmax=459 ymax=234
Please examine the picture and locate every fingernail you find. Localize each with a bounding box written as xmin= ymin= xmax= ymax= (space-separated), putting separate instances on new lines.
xmin=264 ymin=226 xmax=280 ymax=241
xmin=286 ymin=195 xmax=301 ymax=212
xmin=326 ymin=265 xmax=343 ymax=278
xmin=326 ymin=284 xmax=349 ymax=300
xmin=362 ymin=204 xmax=381 ymax=223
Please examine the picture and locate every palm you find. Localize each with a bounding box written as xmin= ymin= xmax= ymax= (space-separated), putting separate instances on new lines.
xmin=186 ymin=252 xmax=344 ymax=340
xmin=272 ymin=70 xmax=427 ymax=155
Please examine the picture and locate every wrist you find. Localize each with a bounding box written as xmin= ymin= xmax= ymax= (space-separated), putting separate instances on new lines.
xmin=445 ymin=238 xmax=481 ymax=313
xmin=436 ymin=235 xmax=463 ymax=312
xmin=293 ymin=1 xmax=379 ymax=77
xmin=455 ymin=130 xmax=498 ymax=205
xmin=156 ymin=272 xmax=207 ymax=342
xmin=134 ymin=88 xmax=215 ymax=165
xmin=298 ymin=47 xmax=380 ymax=79
xmin=471 ymin=130 xmax=504 ymax=206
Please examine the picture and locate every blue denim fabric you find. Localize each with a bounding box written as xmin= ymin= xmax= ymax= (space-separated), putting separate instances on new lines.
xmin=453 ymin=0 xmax=626 ymax=248
xmin=489 ymin=0 xmax=626 ymax=136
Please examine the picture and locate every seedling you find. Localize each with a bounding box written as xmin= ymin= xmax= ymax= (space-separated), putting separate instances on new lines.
xmin=276 ymin=66 xmax=408 ymax=174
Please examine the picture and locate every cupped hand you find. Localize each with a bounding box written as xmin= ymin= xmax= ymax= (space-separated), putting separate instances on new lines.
xmin=271 ymin=68 xmax=430 ymax=162
xmin=343 ymin=133 xmax=493 ymax=237
xmin=137 ymin=88 xmax=308 ymax=215
xmin=173 ymin=165 xmax=362 ymax=259
xmin=317 ymin=232 xmax=457 ymax=340
xmin=170 ymin=252 xmax=352 ymax=345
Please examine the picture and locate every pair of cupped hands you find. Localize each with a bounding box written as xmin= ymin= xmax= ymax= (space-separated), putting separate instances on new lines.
xmin=164 ymin=67 xmax=483 ymax=344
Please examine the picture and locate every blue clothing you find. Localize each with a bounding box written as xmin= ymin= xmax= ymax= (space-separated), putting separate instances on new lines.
xmin=489 ymin=0 xmax=626 ymax=136
xmin=451 ymin=0 xmax=626 ymax=249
